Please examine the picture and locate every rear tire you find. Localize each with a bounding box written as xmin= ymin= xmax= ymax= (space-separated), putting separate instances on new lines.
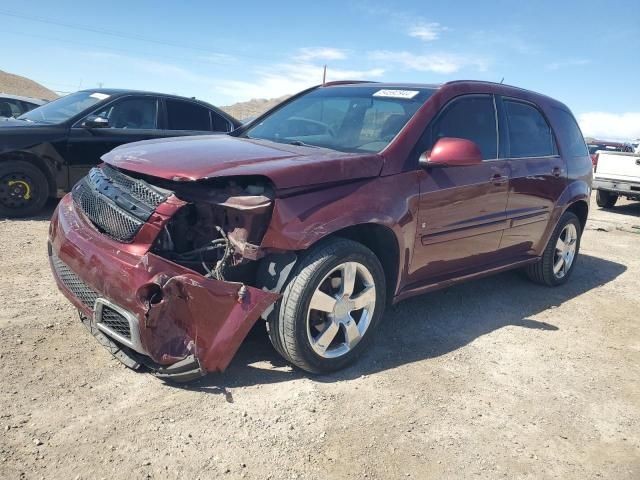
xmin=596 ymin=190 xmax=618 ymax=208
xmin=0 ymin=160 xmax=50 ymax=217
xmin=526 ymin=211 xmax=581 ymax=287
xmin=267 ymin=238 xmax=386 ymax=374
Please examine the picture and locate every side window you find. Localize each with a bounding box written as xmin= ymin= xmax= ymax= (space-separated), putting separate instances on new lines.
xmin=504 ymin=100 xmax=555 ymax=157
xmin=166 ymin=100 xmax=212 ymax=131
xmin=20 ymin=101 xmax=37 ymax=114
xmin=0 ymin=99 xmax=25 ymax=117
xmin=552 ymin=108 xmax=589 ymax=157
xmin=211 ymin=111 xmax=232 ymax=132
xmin=429 ymin=95 xmax=497 ymax=160
xmin=93 ymin=97 xmax=158 ymax=129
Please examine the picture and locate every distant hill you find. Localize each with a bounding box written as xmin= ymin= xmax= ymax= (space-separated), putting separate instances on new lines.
xmin=0 ymin=70 xmax=58 ymax=100
xmin=220 ymin=95 xmax=290 ymax=121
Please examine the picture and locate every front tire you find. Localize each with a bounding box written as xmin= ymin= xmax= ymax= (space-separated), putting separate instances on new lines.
xmin=267 ymin=238 xmax=386 ymax=374
xmin=0 ymin=160 xmax=50 ymax=217
xmin=526 ymin=211 xmax=582 ymax=286
xmin=596 ymin=190 xmax=618 ymax=208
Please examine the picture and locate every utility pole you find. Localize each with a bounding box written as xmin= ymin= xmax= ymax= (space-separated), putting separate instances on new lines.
xmin=322 ymin=65 xmax=327 ymax=85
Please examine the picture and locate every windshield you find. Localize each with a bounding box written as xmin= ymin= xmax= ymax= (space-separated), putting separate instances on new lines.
xmin=18 ymin=91 xmax=110 ymax=124
xmin=242 ymin=85 xmax=437 ymax=153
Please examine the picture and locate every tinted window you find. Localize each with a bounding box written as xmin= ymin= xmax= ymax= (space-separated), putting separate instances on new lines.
xmin=93 ymin=97 xmax=158 ymax=129
xmin=212 ymin=112 xmax=232 ymax=132
xmin=20 ymin=101 xmax=38 ymax=113
xmin=0 ymin=99 xmax=21 ymax=117
xmin=504 ymin=100 xmax=555 ymax=157
xmin=552 ymin=108 xmax=588 ymax=157
xmin=166 ymin=100 xmax=211 ymax=131
xmin=429 ymin=95 xmax=497 ymax=160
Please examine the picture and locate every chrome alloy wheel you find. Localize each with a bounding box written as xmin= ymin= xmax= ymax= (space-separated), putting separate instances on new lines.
xmin=553 ymin=223 xmax=578 ymax=279
xmin=306 ymin=262 xmax=377 ymax=359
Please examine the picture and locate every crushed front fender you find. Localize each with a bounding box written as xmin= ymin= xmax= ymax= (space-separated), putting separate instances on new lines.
xmin=49 ymin=195 xmax=280 ymax=380
xmin=143 ymin=274 xmax=279 ymax=375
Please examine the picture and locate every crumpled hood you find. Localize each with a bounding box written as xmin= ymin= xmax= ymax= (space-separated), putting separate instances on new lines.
xmin=102 ymin=135 xmax=384 ymax=190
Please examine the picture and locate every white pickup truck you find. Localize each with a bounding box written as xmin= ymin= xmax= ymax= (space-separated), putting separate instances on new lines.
xmin=593 ymin=150 xmax=640 ymax=207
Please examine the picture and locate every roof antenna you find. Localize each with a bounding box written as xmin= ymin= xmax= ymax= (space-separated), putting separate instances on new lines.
xmin=499 ymin=77 xmax=505 ymax=84
xmin=322 ymin=65 xmax=327 ymax=85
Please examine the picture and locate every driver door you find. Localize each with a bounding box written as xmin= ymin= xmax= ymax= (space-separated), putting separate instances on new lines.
xmin=66 ymin=96 xmax=162 ymax=186
xmin=408 ymin=94 xmax=510 ymax=284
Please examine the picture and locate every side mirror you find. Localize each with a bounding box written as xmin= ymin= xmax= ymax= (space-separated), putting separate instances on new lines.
xmin=419 ymin=137 xmax=483 ymax=167
xmin=82 ymin=115 xmax=110 ymax=129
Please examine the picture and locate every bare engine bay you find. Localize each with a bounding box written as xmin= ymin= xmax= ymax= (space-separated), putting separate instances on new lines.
xmin=151 ymin=175 xmax=275 ymax=283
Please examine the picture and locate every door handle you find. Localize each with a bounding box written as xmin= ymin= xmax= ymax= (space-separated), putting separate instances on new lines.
xmin=491 ymin=173 xmax=508 ymax=185
xmin=552 ymin=166 xmax=562 ymax=177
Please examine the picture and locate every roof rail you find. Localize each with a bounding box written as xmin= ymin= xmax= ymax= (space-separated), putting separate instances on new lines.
xmin=320 ymin=80 xmax=378 ymax=87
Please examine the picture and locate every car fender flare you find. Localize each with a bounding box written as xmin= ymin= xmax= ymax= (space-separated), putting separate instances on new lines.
xmin=538 ymin=180 xmax=591 ymax=253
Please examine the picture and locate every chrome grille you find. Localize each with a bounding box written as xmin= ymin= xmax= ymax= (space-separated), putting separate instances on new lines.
xmin=72 ymin=177 xmax=144 ymax=242
xmin=50 ymin=253 xmax=98 ymax=310
xmin=101 ymin=165 xmax=168 ymax=208
xmin=99 ymin=306 xmax=131 ymax=339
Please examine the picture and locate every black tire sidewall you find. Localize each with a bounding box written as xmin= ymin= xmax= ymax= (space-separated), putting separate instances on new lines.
xmin=596 ymin=190 xmax=617 ymax=208
xmin=278 ymin=239 xmax=386 ymax=373
xmin=0 ymin=160 xmax=50 ymax=217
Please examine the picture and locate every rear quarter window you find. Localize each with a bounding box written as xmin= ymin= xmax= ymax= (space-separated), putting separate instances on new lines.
xmin=552 ymin=108 xmax=588 ymax=157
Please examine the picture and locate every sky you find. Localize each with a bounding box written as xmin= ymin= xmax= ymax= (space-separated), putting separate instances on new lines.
xmin=1 ymin=0 xmax=639 ymax=139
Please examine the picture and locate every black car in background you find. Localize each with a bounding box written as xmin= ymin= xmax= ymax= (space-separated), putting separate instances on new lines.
xmin=0 ymin=93 xmax=48 ymax=118
xmin=0 ymin=89 xmax=240 ymax=217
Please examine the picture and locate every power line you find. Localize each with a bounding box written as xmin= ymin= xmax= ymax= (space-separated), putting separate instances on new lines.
xmin=0 ymin=9 xmax=268 ymax=62
xmin=1 ymin=29 xmax=240 ymax=67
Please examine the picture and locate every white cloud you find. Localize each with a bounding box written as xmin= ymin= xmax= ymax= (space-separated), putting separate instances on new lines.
xmin=578 ymin=112 xmax=640 ymax=140
xmin=408 ymin=22 xmax=446 ymax=41
xmin=296 ymin=47 xmax=348 ymax=61
xmin=215 ymin=62 xmax=384 ymax=102
xmin=368 ymin=50 xmax=488 ymax=74
xmin=545 ymin=59 xmax=590 ymax=71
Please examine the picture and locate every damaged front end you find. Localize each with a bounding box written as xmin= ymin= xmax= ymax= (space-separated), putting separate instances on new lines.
xmin=49 ymin=164 xmax=292 ymax=381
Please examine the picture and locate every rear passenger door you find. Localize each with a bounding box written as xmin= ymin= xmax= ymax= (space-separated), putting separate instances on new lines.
xmin=498 ymin=97 xmax=567 ymax=256
xmin=161 ymin=99 xmax=233 ymax=136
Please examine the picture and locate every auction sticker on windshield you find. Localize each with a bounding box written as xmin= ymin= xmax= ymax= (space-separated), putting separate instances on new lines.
xmin=372 ymin=89 xmax=420 ymax=99
xmin=90 ymin=93 xmax=110 ymax=100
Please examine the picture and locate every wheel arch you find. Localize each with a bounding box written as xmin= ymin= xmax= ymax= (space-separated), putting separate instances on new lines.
xmin=318 ymin=222 xmax=400 ymax=301
xmin=564 ymin=199 xmax=589 ymax=232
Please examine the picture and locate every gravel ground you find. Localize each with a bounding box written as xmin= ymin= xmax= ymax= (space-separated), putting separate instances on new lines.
xmin=0 ymin=194 xmax=638 ymax=480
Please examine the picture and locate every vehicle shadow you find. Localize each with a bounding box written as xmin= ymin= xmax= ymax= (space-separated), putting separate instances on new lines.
xmin=0 ymin=199 xmax=58 ymax=222
xmin=598 ymin=201 xmax=640 ymax=218
xmin=181 ymin=253 xmax=626 ymax=395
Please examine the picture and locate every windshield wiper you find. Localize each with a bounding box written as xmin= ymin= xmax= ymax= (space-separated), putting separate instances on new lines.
xmin=288 ymin=140 xmax=320 ymax=148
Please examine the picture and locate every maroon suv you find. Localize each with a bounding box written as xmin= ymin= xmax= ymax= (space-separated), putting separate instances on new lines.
xmin=48 ymin=81 xmax=592 ymax=381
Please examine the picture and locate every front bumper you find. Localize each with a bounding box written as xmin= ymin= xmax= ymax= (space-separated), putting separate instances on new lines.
xmin=48 ymin=194 xmax=279 ymax=379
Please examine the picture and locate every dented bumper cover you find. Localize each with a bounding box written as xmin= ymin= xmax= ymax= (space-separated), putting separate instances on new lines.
xmin=48 ymin=195 xmax=279 ymax=379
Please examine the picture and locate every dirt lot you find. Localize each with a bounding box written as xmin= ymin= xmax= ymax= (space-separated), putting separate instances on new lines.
xmin=0 ymin=194 xmax=638 ymax=480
